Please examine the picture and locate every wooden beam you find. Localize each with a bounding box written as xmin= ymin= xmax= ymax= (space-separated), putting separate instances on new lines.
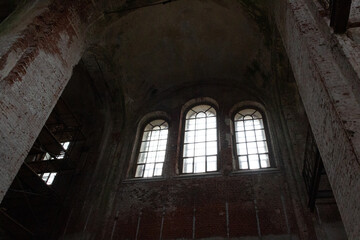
xmin=27 ymin=159 xmax=75 ymax=173
xmin=37 ymin=126 xmax=64 ymax=156
xmin=17 ymin=164 xmax=57 ymax=197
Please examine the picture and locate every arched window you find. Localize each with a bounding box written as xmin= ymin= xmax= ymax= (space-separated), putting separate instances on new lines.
xmin=135 ymin=119 xmax=169 ymax=178
xmin=234 ymin=109 xmax=270 ymax=170
xmin=182 ymin=105 xmax=217 ymax=174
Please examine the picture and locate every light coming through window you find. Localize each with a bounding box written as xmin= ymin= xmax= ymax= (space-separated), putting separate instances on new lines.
xmin=39 ymin=172 xmax=57 ymax=185
xmin=234 ymin=109 xmax=270 ymax=170
xmin=183 ymin=105 xmax=217 ymax=174
xmin=135 ymin=120 xmax=168 ymax=178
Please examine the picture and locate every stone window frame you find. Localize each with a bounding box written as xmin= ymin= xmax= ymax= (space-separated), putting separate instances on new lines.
xmin=229 ymin=102 xmax=277 ymax=172
xmin=128 ymin=111 xmax=171 ymax=179
xmin=178 ymin=97 xmax=221 ymax=175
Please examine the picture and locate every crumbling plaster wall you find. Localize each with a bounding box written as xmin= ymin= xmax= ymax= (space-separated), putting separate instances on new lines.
xmin=56 ymin=12 xmax=317 ymax=238
xmin=0 ymin=0 xmax=101 ymax=203
xmin=0 ymin=0 xmax=353 ymax=239
xmin=93 ymin=77 xmax=314 ymax=240
xmin=273 ymin=0 xmax=360 ymax=238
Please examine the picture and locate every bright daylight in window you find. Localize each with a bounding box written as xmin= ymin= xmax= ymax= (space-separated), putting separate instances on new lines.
xmin=42 ymin=141 xmax=70 ymax=160
xmin=234 ymin=109 xmax=270 ymax=169
xmin=40 ymin=142 xmax=70 ymax=184
xmin=39 ymin=172 xmax=57 ymax=185
xmin=135 ymin=120 xmax=168 ymax=178
xmin=183 ymin=105 xmax=217 ymax=174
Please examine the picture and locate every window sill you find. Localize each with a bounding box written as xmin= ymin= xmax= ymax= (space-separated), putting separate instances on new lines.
xmin=122 ymin=176 xmax=165 ymax=183
xmin=230 ymin=167 xmax=280 ymax=175
xmin=174 ymin=171 xmax=222 ymax=180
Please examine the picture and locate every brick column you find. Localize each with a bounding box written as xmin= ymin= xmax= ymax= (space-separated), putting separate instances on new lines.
xmin=0 ymin=0 xmax=97 ymax=202
xmin=274 ymin=0 xmax=360 ymax=238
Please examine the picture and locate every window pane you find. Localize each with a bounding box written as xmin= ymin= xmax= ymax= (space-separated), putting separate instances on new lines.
xmin=144 ymin=163 xmax=155 ymax=177
xmin=206 ymin=141 xmax=217 ymax=155
xmin=194 ymin=142 xmax=206 ymax=156
xmin=184 ymin=131 xmax=195 ymax=143
xmin=136 ymin=120 xmax=169 ymax=178
xmin=238 ymin=156 xmax=248 ymax=169
xmin=247 ymin=142 xmax=258 ymax=154
xmin=186 ymin=119 xmax=196 ymax=130
xmin=237 ymin=143 xmax=247 ymax=155
xmin=197 ymin=112 xmax=206 ymax=118
xmin=148 ymin=140 xmax=158 ymax=152
xmin=137 ymin=152 xmax=147 ymax=163
xmin=254 ymin=119 xmax=264 ymax=129
xmin=154 ymin=163 xmax=163 ymax=176
xmin=183 ymin=158 xmax=193 ymax=173
xmin=43 ymin=153 xmax=51 ymax=161
xmin=207 ymin=128 xmax=217 ymax=141
xmin=158 ymin=140 xmax=167 ymax=151
xmin=207 ymin=156 xmax=217 ymax=171
xmin=255 ymin=130 xmax=266 ymax=141
xmin=207 ymin=117 xmax=216 ymax=129
xmin=57 ymin=152 xmax=65 ymax=159
xmin=260 ymin=154 xmax=270 ymax=168
xmin=236 ymin=131 xmax=246 ymax=143
xmin=42 ymin=173 xmax=50 ymax=182
xmin=195 ymin=130 xmax=206 ymax=142
xmin=135 ymin=165 xmax=145 ymax=177
xmin=235 ymin=121 xmax=244 ymax=132
xmin=245 ymin=130 xmax=256 ymax=142
xmin=234 ymin=113 xmax=243 ymax=121
xmin=151 ymin=130 xmax=160 ymax=140
xmin=140 ymin=141 xmax=149 ymax=152
xmin=183 ymin=105 xmax=217 ymax=173
xmin=142 ymin=131 xmax=150 ymax=141
xmin=194 ymin=156 xmax=206 ymax=173
xmin=184 ymin=144 xmax=194 ymax=157
xmin=156 ymin=151 xmax=166 ymax=162
xmin=196 ymin=117 xmax=206 ymax=130
xmin=62 ymin=142 xmax=70 ymax=150
xmin=249 ymin=155 xmax=260 ymax=169
xmin=235 ymin=109 xmax=271 ymax=170
xmin=257 ymin=141 xmax=268 ymax=153
xmin=244 ymin=120 xmax=254 ymax=130
xmin=159 ymin=130 xmax=168 ymax=140
xmin=147 ymin=152 xmax=156 ymax=163
xmin=47 ymin=173 xmax=57 ymax=185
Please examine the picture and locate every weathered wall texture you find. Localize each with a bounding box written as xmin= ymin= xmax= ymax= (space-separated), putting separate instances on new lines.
xmin=0 ymin=0 xmax=98 ymax=202
xmin=107 ymin=84 xmax=314 ymax=240
xmin=53 ymin=69 xmax=318 ymax=239
xmin=0 ymin=0 xmax=356 ymax=239
xmin=273 ymin=0 xmax=360 ymax=238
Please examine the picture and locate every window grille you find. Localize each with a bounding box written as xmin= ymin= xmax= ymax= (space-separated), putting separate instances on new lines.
xmin=135 ymin=120 xmax=168 ymax=178
xmin=183 ymin=105 xmax=217 ymax=174
xmin=234 ymin=109 xmax=270 ymax=170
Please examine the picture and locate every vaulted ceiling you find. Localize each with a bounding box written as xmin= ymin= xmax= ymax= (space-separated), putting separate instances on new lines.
xmin=80 ymin=0 xmax=275 ymax=113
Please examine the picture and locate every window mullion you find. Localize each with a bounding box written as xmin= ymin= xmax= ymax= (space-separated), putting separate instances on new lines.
xmin=243 ymin=119 xmax=250 ymax=169
xmin=235 ymin=109 xmax=270 ymax=170
xmin=205 ymin=114 xmax=208 ymax=172
xmin=46 ymin=173 xmax=50 ymax=183
xmin=153 ymin=129 xmax=161 ymax=177
xmin=143 ymin=143 xmax=149 ymax=177
xmin=251 ymin=116 xmax=261 ymax=169
xmin=235 ymin=120 xmax=241 ymax=170
xmin=143 ymin=130 xmax=153 ymax=177
xmin=193 ymin=116 xmax=197 ymax=173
